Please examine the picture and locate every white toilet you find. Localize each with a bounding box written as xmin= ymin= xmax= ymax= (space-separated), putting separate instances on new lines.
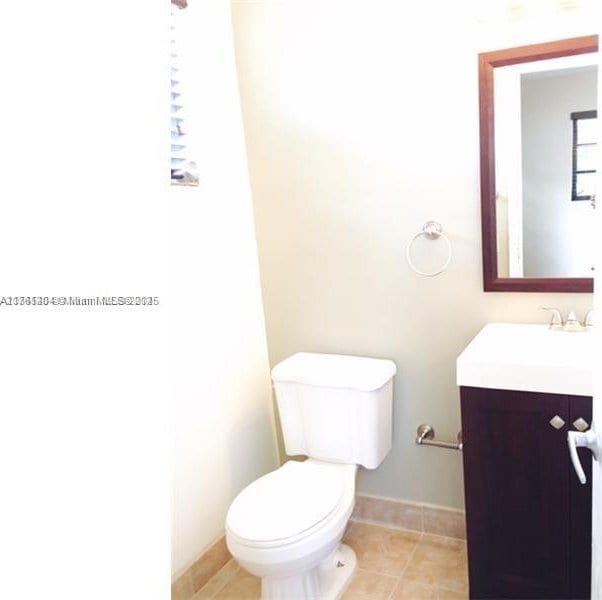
xmin=226 ymin=352 xmax=396 ymax=600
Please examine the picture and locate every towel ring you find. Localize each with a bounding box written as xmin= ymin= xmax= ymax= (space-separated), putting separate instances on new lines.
xmin=406 ymin=221 xmax=452 ymax=277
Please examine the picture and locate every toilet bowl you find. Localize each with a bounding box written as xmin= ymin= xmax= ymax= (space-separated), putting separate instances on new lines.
xmin=225 ymin=352 xmax=396 ymax=600
xmin=226 ymin=459 xmax=357 ymax=599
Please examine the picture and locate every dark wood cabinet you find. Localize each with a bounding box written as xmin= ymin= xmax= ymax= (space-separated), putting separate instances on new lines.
xmin=460 ymin=387 xmax=592 ymax=600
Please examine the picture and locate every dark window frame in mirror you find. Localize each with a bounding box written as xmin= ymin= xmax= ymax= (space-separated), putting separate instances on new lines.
xmin=479 ymin=35 xmax=597 ymax=293
xmin=571 ymin=110 xmax=597 ymax=202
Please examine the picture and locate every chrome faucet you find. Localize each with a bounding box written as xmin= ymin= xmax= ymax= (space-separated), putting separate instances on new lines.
xmin=539 ymin=307 xmax=593 ymax=332
xmin=540 ymin=307 xmax=563 ymax=330
xmin=583 ymin=310 xmax=595 ymax=329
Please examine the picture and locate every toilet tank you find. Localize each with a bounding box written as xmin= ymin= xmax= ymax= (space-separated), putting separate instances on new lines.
xmin=271 ymin=353 xmax=396 ymax=469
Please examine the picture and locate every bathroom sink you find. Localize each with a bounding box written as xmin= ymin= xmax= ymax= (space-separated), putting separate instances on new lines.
xmin=457 ymin=323 xmax=593 ymax=396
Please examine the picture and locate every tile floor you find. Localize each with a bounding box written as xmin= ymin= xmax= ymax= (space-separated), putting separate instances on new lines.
xmin=192 ymin=521 xmax=468 ymax=600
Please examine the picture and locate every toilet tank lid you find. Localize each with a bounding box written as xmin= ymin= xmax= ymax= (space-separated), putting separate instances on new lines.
xmin=271 ymin=352 xmax=396 ymax=391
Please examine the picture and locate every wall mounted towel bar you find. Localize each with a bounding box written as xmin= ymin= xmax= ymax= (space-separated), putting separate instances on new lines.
xmin=415 ymin=424 xmax=463 ymax=451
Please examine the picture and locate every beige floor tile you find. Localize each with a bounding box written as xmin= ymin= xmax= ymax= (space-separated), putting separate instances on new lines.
xmin=193 ymin=527 xmax=469 ymax=600
xmin=403 ymin=534 xmax=468 ymax=593
xmin=192 ymin=560 xmax=241 ymax=599
xmin=391 ymin=579 xmax=437 ymax=599
xmin=435 ymin=587 xmax=468 ymax=600
xmin=341 ymin=569 xmax=398 ymax=599
xmin=344 ymin=522 xmax=421 ymax=576
xmin=411 ymin=534 xmax=467 ymax=561
xmin=211 ymin=567 xmax=261 ymax=600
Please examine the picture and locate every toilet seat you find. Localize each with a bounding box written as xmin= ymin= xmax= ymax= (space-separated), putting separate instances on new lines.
xmin=226 ymin=460 xmax=353 ymax=549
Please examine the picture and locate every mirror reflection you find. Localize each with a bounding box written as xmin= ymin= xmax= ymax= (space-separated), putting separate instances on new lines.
xmin=494 ymin=55 xmax=597 ymax=278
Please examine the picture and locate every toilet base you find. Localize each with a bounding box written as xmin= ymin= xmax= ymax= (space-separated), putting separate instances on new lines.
xmin=261 ymin=544 xmax=357 ymax=600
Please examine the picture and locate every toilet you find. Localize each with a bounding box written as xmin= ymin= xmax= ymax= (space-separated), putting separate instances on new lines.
xmin=226 ymin=352 xmax=396 ymax=600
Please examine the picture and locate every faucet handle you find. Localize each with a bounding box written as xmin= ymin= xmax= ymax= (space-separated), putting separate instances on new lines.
xmin=583 ymin=310 xmax=595 ymax=329
xmin=540 ymin=306 xmax=564 ymax=330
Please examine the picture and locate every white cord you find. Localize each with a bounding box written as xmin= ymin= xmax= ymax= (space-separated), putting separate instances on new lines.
xmin=406 ymin=222 xmax=452 ymax=277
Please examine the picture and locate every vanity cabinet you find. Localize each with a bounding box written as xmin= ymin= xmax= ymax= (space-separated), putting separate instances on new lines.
xmin=460 ymin=387 xmax=592 ymax=600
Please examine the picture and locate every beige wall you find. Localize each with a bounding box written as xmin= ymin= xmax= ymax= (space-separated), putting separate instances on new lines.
xmin=231 ymin=1 xmax=595 ymax=510
xmin=172 ymin=1 xmax=278 ymax=577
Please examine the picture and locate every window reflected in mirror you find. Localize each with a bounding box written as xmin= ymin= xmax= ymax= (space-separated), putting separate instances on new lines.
xmin=571 ymin=110 xmax=597 ymax=202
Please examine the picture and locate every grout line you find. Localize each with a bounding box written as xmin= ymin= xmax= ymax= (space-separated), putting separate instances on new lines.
xmin=419 ymin=530 xmax=468 ymax=544
xmin=384 ymin=573 xmax=403 ymax=600
xmin=350 ymin=516 xmax=423 ymax=536
xmin=384 ymin=532 xmax=423 ymax=600
xmin=348 ymin=521 xmax=467 ymax=597
xmin=351 ymin=517 xmax=465 ymax=544
xmin=385 ymin=578 xmax=400 ymax=600
xmin=399 ymin=531 xmax=423 ymax=579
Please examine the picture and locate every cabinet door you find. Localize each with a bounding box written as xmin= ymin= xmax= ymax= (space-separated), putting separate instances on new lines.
xmin=461 ymin=387 xmax=571 ymax=599
xmin=568 ymin=395 xmax=592 ymax=600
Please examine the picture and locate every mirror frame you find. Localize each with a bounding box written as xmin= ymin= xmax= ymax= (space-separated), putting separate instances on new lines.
xmin=479 ymin=35 xmax=598 ymax=293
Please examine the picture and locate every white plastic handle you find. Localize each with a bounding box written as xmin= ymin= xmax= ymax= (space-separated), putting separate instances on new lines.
xmin=568 ymin=431 xmax=588 ymax=484
xmin=567 ymin=429 xmax=600 ymax=485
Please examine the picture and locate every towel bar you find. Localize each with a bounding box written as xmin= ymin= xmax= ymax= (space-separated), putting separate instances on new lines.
xmin=416 ymin=424 xmax=463 ymax=451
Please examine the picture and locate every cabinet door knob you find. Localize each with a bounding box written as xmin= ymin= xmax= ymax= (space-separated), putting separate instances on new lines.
xmin=550 ymin=415 xmax=566 ymax=430
xmin=573 ymin=418 xmax=589 ymax=432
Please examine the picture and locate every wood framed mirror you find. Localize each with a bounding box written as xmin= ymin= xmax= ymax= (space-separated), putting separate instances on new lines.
xmin=479 ymin=35 xmax=598 ymax=292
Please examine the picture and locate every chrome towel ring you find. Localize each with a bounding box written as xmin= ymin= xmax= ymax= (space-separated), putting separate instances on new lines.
xmin=406 ymin=221 xmax=452 ymax=277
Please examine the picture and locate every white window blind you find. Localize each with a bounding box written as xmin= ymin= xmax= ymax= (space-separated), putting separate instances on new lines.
xmin=171 ymin=0 xmax=198 ymax=186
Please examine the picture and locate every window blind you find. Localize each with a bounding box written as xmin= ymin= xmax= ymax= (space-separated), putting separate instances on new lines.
xmin=171 ymin=0 xmax=198 ymax=186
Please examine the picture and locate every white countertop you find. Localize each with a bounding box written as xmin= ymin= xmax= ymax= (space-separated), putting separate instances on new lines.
xmin=456 ymin=323 xmax=593 ymax=396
